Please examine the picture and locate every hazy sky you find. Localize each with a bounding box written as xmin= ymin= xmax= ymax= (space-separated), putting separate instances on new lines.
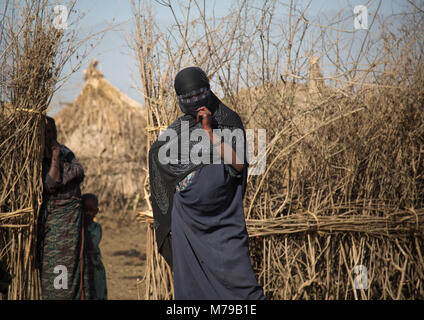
xmin=49 ymin=0 xmax=234 ymax=115
xmin=48 ymin=0 xmax=408 ymax=116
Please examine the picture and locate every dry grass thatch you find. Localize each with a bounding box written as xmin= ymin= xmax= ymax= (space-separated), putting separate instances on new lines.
xmin=133 ymin=0 xmax=424 ymax=300
xmin=0 ymin=0 xmax=82 ymax=299
xmin=55 ymin=60 xmax=148 ymax=214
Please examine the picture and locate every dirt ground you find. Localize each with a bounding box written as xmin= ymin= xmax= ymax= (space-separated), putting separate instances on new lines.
xmin=97 ymin=212 xmax=148 ymax=300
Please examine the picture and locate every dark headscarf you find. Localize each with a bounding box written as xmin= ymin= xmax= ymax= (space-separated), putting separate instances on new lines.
xmin=149 ymin=67 xmax=248 ymax=268
xmin=46 ymin=116 xmax=58 ymax=141
xmin=174 ymin=67 xmax=211 ymax=117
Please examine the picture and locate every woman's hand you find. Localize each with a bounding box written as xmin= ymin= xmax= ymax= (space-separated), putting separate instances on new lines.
xmin=196 ymin=106 xmax=243 ymax=172
xmin=48 ymin=141 xmax=61 ymax=183
xmin=196 ymin=106 xmax=212 ymax=133
xmin=51 ymin=141 xmax=61 ymax=160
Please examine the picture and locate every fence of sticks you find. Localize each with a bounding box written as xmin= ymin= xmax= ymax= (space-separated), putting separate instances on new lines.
xmin=0 ymin=109 xmax=45 ymax=299
xmin=133 ymin=0 xmax=424 ymax=299
xmin=0 ymin=0 xmax=81 ymax=299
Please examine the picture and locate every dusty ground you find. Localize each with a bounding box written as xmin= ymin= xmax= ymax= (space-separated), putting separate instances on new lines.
xmin=97 ymin=212 xmax=148 ymax=300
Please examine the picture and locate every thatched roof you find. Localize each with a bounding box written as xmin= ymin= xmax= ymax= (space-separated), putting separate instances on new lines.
xmin=55 ymin=60 xmax=147 ymax=212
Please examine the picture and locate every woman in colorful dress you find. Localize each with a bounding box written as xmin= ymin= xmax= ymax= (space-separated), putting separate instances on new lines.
xmin=40 ymin=116 xmax=91 ymax=300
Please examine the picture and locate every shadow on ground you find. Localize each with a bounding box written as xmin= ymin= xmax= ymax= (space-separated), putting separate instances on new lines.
xmin=97 ymin=213 xmax=148 ymax=300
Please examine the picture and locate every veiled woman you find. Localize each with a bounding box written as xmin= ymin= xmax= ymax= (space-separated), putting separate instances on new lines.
xmin=149 ymin=67 xmax=265 ymax=300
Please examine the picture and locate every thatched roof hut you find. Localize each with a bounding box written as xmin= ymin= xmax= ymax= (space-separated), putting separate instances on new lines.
xmin=55 ymin=60 xmax=147 ymax=213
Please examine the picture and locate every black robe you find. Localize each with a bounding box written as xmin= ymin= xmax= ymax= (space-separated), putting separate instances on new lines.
xmin=149 ymin=92 xmax=247 ymax=267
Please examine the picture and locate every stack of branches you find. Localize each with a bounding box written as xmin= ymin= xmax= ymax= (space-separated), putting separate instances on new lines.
xmin=133 ymin=0 xmax=424 ymax=299
xmin=0 ymin=0 xmax=83 ymax=299
xmin=55 ymin=60 xmax=148 ymax=216
xmin=242 ymin=18 xmax=424 ymax=298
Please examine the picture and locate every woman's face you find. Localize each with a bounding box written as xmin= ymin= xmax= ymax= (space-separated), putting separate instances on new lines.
xmin=187 ymin=92 xmax=204 ymax=100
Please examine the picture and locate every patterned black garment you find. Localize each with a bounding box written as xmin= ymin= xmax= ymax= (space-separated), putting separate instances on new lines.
xmin=149 ymin=92 xmax=248 ymax=267
xmin=42 ymin=145 xmax=84 ymax=201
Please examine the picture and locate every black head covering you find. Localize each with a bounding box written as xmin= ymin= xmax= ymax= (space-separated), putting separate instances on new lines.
xmin=174 ymin=67 xmax=211 ymax=117
xmin=46 ymin=116 xmax=58 ymax=141
xmin=174 ymin=67 xmax=210 ymax=95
